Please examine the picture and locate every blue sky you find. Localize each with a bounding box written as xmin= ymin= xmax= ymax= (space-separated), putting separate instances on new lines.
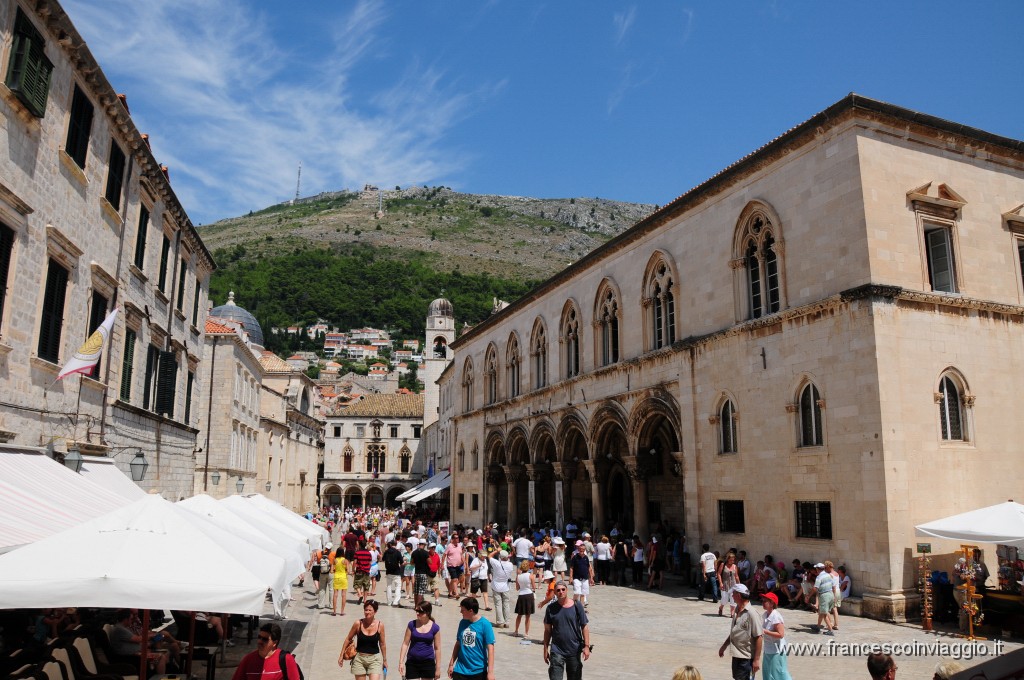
xmin=64 ymin=1 xmax=1024 ymax=226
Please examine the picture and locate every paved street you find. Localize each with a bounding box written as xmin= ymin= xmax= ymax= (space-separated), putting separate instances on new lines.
xmin=211 ymin=576 xmax=1021 ymax=680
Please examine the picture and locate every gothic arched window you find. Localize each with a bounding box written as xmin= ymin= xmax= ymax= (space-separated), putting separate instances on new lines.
xmin=736 ymin=209 xmax=783 ymax=320
xmin=531 ymin=321 xmax=548 ymax=390
xmin=484 ymin=345 xmax=498 ymax=405
xmin=597 ymin=285 xmax=620 ymax=366
xmin=507 ymin=334 xmax=521 ymax=399
xmin=646 ymin=260 xmax=676 ymax=350
xmin=561 ymin=303 xmax=580 ymax=379
xmin=798 ymin=383 xmax=824 ymax=448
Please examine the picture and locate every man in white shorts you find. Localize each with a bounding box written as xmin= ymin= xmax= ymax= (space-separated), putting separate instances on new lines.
xmin=568 ymin=540 xmax=594 ymax=607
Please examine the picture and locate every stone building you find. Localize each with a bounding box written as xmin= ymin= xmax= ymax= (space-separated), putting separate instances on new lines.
xmin=196 ymin=294 xmax=322 ymax=512
xmin=442 ymin=95 xmax=1024 ymax=621
xmin=321 ymin=393 xmax=425 ymax=508
xmin=0 ymin=0 xmax=213 ymax=496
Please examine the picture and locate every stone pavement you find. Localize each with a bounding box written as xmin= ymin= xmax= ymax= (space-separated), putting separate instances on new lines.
xmin=212 ymin=577 xmax=1021 ymax=680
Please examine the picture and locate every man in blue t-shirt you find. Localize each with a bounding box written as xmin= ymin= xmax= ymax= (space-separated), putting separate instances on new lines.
xmin=447 ymin=597 xmax=495 ymax=680
xmin=543 ymin=582 xmax=591 ymax=680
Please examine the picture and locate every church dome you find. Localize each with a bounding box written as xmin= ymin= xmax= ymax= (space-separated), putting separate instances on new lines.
xmin=209 ymin=291 xmax=264 ymax=346
xmin=428 ymin=297 xmax=454 ymax=318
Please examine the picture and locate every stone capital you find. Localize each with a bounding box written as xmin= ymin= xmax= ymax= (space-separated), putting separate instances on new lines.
xmin=485 ymin=467 xmax=504 ymax=485
xmin=622 ymin=455 xmax=648 ymax=481
xmin=524 ymin=463 xmax=548 ymax=482
xmin=503 ymin=464 xmax=524 ymax=484
xmin=550 ymin=462 xmax=576 ymax=482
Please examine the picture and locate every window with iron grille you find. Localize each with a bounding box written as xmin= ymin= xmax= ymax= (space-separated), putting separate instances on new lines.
xmin=37 ymin=258 xmax=69 ymax=363
xmin=5 ymin=9 xmax=53 ymax=118
xmin=718 ymin=500 xmax=745 ymax=533
xmin=65 ymin=85 xmax=93 ymax=169
xmin=795 ymin=501 xmax=832 ymax=540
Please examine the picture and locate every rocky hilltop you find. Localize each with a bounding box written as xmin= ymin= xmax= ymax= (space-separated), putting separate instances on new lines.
xmin=199 ymin=186 xmax=657 ymax=282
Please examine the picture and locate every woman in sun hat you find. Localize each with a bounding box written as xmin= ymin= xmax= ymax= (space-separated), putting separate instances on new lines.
xmin=551 ymin=536 xmax=568 ymax=579
xmin=760 ymin=592 xmax=793 ymax=680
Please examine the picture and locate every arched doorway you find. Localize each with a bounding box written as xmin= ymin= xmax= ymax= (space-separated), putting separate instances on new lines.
xmin=507 ymin=430 xmax=530 ymax=529
xmin=366 ymin=485 xmax=385 ymax=508
xmin=605 ymin=465 xmax=633 ymax=534
xmin=322 ymin=484 xmax=342 ymax=507
xmin=344 ymin=485 xmax=363 ymax=509
xmin=385 ymin=486 xmax=405 ymax=508
xmin=632 ymin=396 xmax=684 ymax=537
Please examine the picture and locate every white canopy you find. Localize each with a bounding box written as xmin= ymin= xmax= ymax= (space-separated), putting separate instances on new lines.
xmin=0 ymin=448 xmax=131 ymax=553
xmin=397 ymin=471 xmax=450 ymax=502
xmin=915 ymin=501 xmax=1024 ymax=546
xmin=178 ymin=494 xmax=305 ymax=581
xmin=243 ymin=494 xmax=329 ymax=546
xmin=407 ymin=471 xmax=451 ymax=504
xmin=220 ymin=495 xmax=319 ymax=559
xmin=0 ymin=495 xmax=269 ymax=614
xmin=80 ymin=455 xmax=147 ymax=501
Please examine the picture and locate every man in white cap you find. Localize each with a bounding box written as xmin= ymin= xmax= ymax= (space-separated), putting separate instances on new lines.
xmin=487 ymin=548 xmax=516 ymax=628
xmin=718 ymin=583 xmax=762 ymax=680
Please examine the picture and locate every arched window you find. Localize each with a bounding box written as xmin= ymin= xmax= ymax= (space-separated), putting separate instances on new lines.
xmin=737 ymin=209 xmax=783 ymax=319
xmin=561 ymin=303 xmax=580 ymax=379
xmin=484 ymin=346 xmax=498 ymax=405
xmin=597 ymin=286 xmax=620 ymax=366
xmin=720 ymin=399 xmax=738 ymax=454
xmin=938 ymin=374 xmax=968 ymax=441
xmin=798 ymin=383 xmax=823 ymax=447
xmin=646 ymin=260 xmax=676 ymax=350
xmin=531 ymin=321 xmax=548 ymax=390
xmin=366 ymin=443 xmax=386 ymax=474
xmin=343 ymin=445 xmax=354 ymax=472
xmin=399 ymin=445 xmax=411 ymax=473
xmin=507 ymin=334 xmax=521 ymax=399
xmin=458 ymin=447 xmax=465 ymax=472
xmin=472 ymin=445 xmax=479 ymax=470
xmin=462 ymin=358 xmax=474 ymax=410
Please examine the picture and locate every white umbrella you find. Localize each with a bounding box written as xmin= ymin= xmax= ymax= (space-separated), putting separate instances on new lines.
xmin=915 ymin=500 xmax=1024 ymax=546
xmin=220 ymin=495 xmax=319 ymax=560
xmin=0 ymin=495 xmax=268 ymax=614
xmin=244 ymin=494 xmax=329 ymax=545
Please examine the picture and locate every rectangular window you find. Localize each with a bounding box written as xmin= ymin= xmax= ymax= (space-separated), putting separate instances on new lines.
xmin=120 ymin=328 xmax=136 ymax=401
xmin=184 ymin=371 xmax=195 ymax=423
xmin=86 ymin=290 xmax=108 ymax=378
xmin=37 ymin=258 xmax=69 ymax=362
xmin=333 ymin=426 xmax=341 ymax=438
xmin=142 ymin=345 xmax=160 ymax=411
xmin=457 ymin=493 xmax=465 ymax=511
xmin=133 ymin=206 xmax=149 ymax=270
xmin=0 ymin=222 xmax=13 ymax=330
xmin=413 ymin=425 xmax=422 ymax=438
xmin=157 ymin=234 xmax=171 ymax=293
xmin=925 ymin=225 xmax=956 ymax=293
xmin=5 ymin=9 xmax=53 ymax=118
xmin=105 ymin=141 xmax=126 ymax=210
xmin=471 ymin=494 xmax=479 ymax=511
xmin=356 ymin=425 xmax=365 ymax=438
xmin=1018 ymin=239 xmax=1024 ymax=296
xmin=718 ymin=500 xmax=745 ymax=534
xmin=176 ymin=261 xmax=187 ymax=310
xmin=155 ymin=350 xmax=178 ymax=417
xmin=65 ymin=85 xmax=93 ymax=168
xmin=191 ymin=281 xmax=202 ymax=326
xmin=389 ymin=425 xmax=399 ymax=438
xmin=795 ymin=501 xmax=833 ymax=540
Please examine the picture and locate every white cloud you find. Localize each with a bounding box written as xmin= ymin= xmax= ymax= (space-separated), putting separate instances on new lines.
xmin=62 ymin=0 xmax=480 ymax=224
xmin=612 ymin=6 xmax=637 ymax=46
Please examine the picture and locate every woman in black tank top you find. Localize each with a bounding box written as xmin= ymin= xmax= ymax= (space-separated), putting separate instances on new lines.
xmin=339 ymin=600 xmax=387 ymax=680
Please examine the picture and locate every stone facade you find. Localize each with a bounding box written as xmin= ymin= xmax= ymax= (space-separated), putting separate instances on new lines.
xmin=0 ymin=0 xmax=213 ymax=495
xmin=441 ymin=95 xmax=1024 ymax=621
xmin=321 ymin=393 xmax=426 ymax=508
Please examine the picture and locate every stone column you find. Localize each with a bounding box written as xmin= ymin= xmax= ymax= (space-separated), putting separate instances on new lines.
xmin=485 ymin=467 xmax=501 ymax=526
xmin=623 ymin=456 xmax=649 ymax=539
xmin=504 ymin=465 xmax=524 ymax=529
xmin=551 ymin=462 xmax=576 ymax=530
xmin=582 ymin=460 xmax=605 ymax=534
xmin=524 ymin=464 xmax=545 ymax=526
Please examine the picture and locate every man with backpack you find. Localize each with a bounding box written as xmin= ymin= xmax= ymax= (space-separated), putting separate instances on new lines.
xmin=231 ymin=622 xmax=302 ymax=680
xmin=542 ymin=581 xmax=591 ymax=680
xmin=311 ymin=543 xmax=335 ymax=609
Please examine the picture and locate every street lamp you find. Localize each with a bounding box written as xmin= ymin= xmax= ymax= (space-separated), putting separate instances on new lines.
xmin=236 ymin=476 xmax=244 ymax=493
xmin=211 ymin=470 xmax=221 ymax=486
xmin=129 ymin=451 xmax=149 ymax=481
xmin=63 ymin=445 xmax=83 ymax=473
xmin=265 ymin=481 xmax=272 ymax=492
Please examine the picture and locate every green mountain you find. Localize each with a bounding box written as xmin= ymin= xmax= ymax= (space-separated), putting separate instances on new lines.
xmin=201 ymin=186 xmax=655 ymax=342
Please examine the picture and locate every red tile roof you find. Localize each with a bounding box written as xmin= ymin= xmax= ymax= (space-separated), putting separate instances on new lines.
xmin=205 ymin=319 xmax=235 ymax=334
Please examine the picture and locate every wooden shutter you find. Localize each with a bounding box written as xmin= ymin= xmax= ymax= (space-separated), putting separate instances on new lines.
xmin=120 ymin=329 xmax=136 ymax=401
xmin=37 ymin=259 xmax=68 ymax=363
xmin=157 ymin=235 xmax=170 ymax=292
xmin=105 ymin=141 xmax=126 ymax=209
xmin=133 ymin=207 xmax=149 ymax=269
xmin=176 ymin=261 xmax=187 ymax=310
xmin=142 ymin=345 xmax=158 ymax=410
xmin=184 ymin=371 xmax=195 ymax=422
xmin=5 ymin=10 xmax=53 ymax=118
xmin=87 ymin=291 xmax=108 ymax=378
xmin=0 ymin=223 xmax=13 ymax=326
xmin=155 ymin=350 xmax=177 ymax=416
xmin=65 ymin=85 xmax=93 ymax=168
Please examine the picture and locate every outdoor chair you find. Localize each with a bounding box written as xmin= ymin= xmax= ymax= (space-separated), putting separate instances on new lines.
xmin=37 ymin=659 xmax=71 ymax=680
xmin=61 ymin=635 xmax=138 ymax=680
xmin=49 ymin=646 xmax=121 ymax=680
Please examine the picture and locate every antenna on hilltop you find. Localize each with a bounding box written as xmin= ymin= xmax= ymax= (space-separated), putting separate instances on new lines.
xmin=293 ymin=161 xmax=302 ymax=204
